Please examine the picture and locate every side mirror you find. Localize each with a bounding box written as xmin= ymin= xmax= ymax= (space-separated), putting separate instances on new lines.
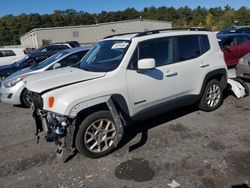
xmin=137 ymin=58 xmax=156 ymax=71
xmin=52 ymin=63 xmax=61 ymax=69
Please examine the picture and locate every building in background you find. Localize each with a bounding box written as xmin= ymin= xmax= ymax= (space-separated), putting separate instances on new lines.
xmin=20 ymin=19 xmax=172 ymax=48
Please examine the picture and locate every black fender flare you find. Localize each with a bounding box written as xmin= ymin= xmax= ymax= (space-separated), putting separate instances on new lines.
xmin=66 ymin=94 xmax=130 ymax=149
xmin=199 ymin=68 xmax=227 ymax=97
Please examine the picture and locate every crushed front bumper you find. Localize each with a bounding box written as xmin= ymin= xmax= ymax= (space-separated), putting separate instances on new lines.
xmin=33 ymin=109 xmax=76 ymax=151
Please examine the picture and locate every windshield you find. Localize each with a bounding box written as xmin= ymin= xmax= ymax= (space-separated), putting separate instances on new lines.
xmin=80 ymin=40 xmax=130 ymax=72
xmin=35 ymin=51 xmax=69 ymax=69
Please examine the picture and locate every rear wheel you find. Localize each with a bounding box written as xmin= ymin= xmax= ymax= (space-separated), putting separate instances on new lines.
xmin=199 ymin=79 xmax=223 ymax=112
xmin=20 ymin=89 xmax=31 ymax=108
xmin=75 ymin=111 xmax=120 ymax=158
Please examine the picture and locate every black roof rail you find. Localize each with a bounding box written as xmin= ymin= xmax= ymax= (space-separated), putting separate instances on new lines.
xmin=103 ymin=28 xmax=210 ymax=39
xmin=135 ymin=28 xmax=210 ymax=37
xmin=103 ymin=32 xmax=141 ymax=39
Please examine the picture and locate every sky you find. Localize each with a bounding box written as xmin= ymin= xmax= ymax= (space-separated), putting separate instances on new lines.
xmin=0 ymin=0 xmax=249 ymax=17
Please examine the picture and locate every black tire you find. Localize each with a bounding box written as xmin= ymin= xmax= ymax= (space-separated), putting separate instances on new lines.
xmin=199 ymin=79 xmax=223 ymax=112
xmin=20 ymin=89 xmax=31 ymax=108
xmin=75 ymin=110 xmax=120 ymax=158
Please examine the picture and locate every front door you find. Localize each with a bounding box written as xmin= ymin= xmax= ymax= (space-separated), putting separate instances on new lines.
xmin=126 ymin=37 xmax=180 ymax=116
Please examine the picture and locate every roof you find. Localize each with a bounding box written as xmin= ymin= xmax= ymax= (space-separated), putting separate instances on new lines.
xmin=102 ymin=28 xmax=212 ymax=41
xmin=29 ymin=46 xmax=91 ymax=57
xmin=20 ymin=19 xmax=172 ymax=38
xmin=62 ymin=46 xmax=91 ymax=53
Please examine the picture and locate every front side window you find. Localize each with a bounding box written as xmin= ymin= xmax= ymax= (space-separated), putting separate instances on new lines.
xmin=80 ymin=40 xmax=130 ymax=72
xmin=220 ymin=37 xmax=235 ymax=49
xmin=34 ymin=56 xmax=48 ymax=63
xmin=139 ymin=37 xmax=174 ymax=67
xmin=176 ymin=35 xmax=201 ymax=61
xmin=235 ymin=36 xmax=248 ymax=45
xmin=59 ymin=51 xmax=84 ymax=67
xmin=128 ymin=37 xmax=174 ymax=70
xmin=35 ymin=51 xmax=69 ymax=69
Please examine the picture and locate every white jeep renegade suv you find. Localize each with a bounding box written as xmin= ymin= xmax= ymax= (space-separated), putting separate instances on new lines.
xmin=25 ymin=29 xmax=227 ymax=158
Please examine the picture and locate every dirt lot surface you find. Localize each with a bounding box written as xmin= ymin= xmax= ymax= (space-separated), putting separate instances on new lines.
xmin=0 ymin=71 xmax=250 ymax=188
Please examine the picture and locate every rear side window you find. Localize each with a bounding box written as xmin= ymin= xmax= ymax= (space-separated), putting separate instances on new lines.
xmin=176 ymin=35 xmax=201 ymax=61
xmin=53 ymin=45 xmax=69 ymax=51
xmin=0 ymin=50 xmax=16 ymax=57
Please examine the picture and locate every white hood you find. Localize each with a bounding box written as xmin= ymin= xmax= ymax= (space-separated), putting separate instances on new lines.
xmin=24 ymin=67 xmax=106 ymax=93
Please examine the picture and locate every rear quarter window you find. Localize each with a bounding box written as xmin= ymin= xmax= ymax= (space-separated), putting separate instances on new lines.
xmin=200 ymin=35 xmax=211 ymax=54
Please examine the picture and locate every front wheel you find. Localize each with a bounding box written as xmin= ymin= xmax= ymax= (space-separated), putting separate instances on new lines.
xmin=20 ymin=89 xmax=31 ymax=108
xmin=199 ymin=79 xmax=223 ymax=112
xmin=75 ymin=111 xmax=121 ymax=158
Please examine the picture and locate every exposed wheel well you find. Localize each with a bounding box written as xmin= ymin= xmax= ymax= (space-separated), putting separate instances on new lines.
xmin=71 ymin=95 xmax=129 ymax=148
xmin=200 ymin=69 xmax=227 ymax=97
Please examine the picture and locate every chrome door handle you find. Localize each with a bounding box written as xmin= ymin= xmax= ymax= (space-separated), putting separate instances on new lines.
xmin=200 ymin=63 xmax=209 ymax=68
xmin=165 ymin=71 xmax=178 ymax=77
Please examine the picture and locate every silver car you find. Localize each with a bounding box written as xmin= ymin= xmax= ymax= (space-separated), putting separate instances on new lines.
xmin=236 ymin=53 xmax=250 ymax=79
xmin=0 ymin=46 xmax=90 ymax=107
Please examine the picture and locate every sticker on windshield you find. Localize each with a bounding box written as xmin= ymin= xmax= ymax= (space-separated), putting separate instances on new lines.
xmin=111 ymin=42 xmax=129 ymax=49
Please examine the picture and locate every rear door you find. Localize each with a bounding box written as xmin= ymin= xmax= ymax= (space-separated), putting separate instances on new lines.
xmin=176 ymin=35 xmax=211 ymax=96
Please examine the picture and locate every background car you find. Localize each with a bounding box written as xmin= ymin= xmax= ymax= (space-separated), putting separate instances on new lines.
xmin=0 ymin=52 xmax=50 ymax=80
xmin=32 ymin=41 xmax=81 ymax=55
xmin=0 ymin=46 xmax=90 ymax=107
xmin=217 ymin=33 xmax=250 ymax=66
xmin=53 ymin=41 xmax=81 ymax=48
xmin=0 ymin=48 xmax=26 ymax=66
xmin=236 ymin=53 xmax=250 ymax=79
xmin=217 ymin=26 xmax=250 ymax=36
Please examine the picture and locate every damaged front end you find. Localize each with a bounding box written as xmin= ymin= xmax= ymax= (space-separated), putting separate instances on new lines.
xmin=28 ymin=91 xmax=76 ymax=155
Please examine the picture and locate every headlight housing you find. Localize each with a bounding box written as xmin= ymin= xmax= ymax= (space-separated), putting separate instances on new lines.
xmin=238 ymin=58 xmax=249 ymax=66
xmin=4 ymin=77 xmax=26 ymax=88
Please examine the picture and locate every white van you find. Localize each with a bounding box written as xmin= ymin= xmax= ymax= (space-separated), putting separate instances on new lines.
xmin=0 ymin=48 xmax=26 ymax=66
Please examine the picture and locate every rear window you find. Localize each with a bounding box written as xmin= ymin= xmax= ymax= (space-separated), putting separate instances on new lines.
xmin=0 ymin=50 xmax=16 ymax=57
xmin=52 ymin=45 xmax=69 ymax=51
xmin=176 ymin=35 xmax=201 ymax=61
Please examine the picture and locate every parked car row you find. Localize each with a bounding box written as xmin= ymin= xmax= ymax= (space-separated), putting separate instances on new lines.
xmin=0 ymin=48 xmax=26 ymax=66
xmin=0 ymin=46 xmax=90 ymax=107
xmin=0 ymin=28 xmax=249 ymax=159
xmin=17 ymin=29 xmax=229 ymax=158
xmin=0 ymin=41 xmax=81 ymax=67
xmin=216 ymin=26 xmax=250 ymax=67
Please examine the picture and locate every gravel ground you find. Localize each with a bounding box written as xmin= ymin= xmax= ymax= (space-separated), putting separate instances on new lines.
xmin=0 ymin=70 xmax=249 ymax=188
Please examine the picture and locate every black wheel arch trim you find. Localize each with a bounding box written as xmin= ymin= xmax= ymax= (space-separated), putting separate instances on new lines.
xmin=199 ymin=68 xmax=227 ymax=97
